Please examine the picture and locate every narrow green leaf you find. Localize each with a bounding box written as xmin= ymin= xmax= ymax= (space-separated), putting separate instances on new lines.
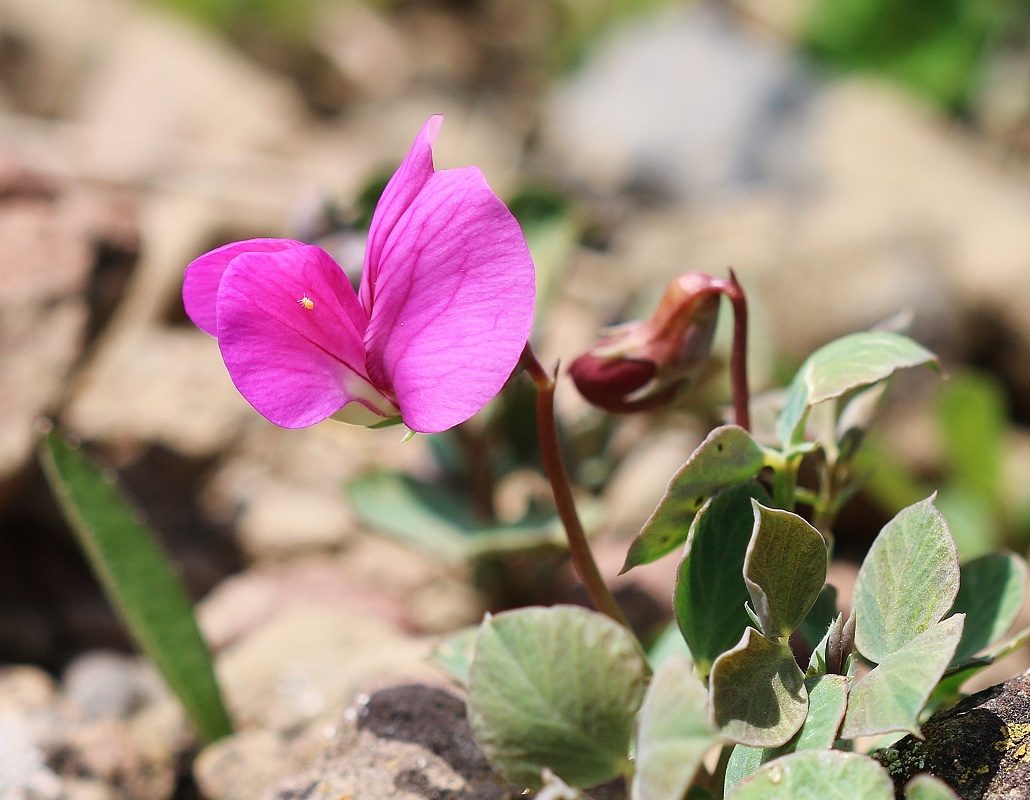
xmin=724 ymin=674 xmax=849 ymax=791
xmin=727 ymin=751 xmax=894 ymax=800
xmin=776 ymin=331 xmax=937 ymax=446
xmin=950 ymin=552 xmax=1028 ymax=666
xmin=710 ymin=628 xmax=808 ymax=747
xmin=675 ymin=484 xmax=770 ymax=680
xmin=347 ymin=471 xmax=571 ymax=563
xmin=467 ymin=606 xmax=647 ymax=789
xmin=632 ymin=653 xmax=718 ymax=800
xmin=927 ymin=624 xmax=1030 ymax=714
xmin=744 ymin=503 xmax=828 ymax=640
xmin=841 ymin=615 xmax=965 ymax=739
xmin=853 ymin=497 xmax=959 ymax=664
xmin=623 ymin=426 xmax=767 ymax=572
xmin=428 ymin=625 xmax=479 ymax=687
xmin=39 ymin=430 xmax=232 ymax=741
xmin=904 ymin=773 xmax=961 ymax=800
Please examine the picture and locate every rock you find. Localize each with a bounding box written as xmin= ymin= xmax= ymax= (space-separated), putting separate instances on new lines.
xmin=61 ymin=651 xmax=166 ymax=722
xmin=542 ymin=4 xmax=815 ymax=200
xmin=0 ymin=160 xmax=138 ymax=504
xmin=876 ymin=671 xmax=1030 ymax=798
xmin=214 ymin=605 xmax=435 ymax=732
xmin=269 ymin=683 xmax=526 ymax=800
xmin=235 ymin=481 xmax=356 ymax=562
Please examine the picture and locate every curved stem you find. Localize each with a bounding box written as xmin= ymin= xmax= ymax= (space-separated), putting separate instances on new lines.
xmin=720 ymin=270 xmax=751 ymax=432
xmin=520 ymin=344 xmax=631 ymax=629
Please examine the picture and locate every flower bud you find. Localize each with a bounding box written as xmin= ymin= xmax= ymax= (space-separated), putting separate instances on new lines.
xmin=569 ymin=273 xmax=723 ymax=413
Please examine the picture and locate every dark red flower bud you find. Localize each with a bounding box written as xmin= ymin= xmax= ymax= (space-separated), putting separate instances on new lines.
xmin=569 ymin=273 xmax=723 ymax=414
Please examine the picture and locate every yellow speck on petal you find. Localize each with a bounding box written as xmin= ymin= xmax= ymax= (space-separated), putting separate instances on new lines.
xmin=297 ymin=295 xmax=314 ymax=310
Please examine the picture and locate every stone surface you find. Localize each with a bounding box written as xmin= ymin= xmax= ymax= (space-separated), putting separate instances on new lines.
xmin=877 ymin=671 xmax=1030 ymax=799
xmin=542 ymin=4 xmax=815 ymax=200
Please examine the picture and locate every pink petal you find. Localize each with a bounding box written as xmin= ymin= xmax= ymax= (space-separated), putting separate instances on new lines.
xmin=183 ymin=238 xmax=305 ymax=336
xmin=359 ymin=115 xmax=443 ymax=312
xmin=215 ymin=245 xmax=395 ymax=429
xmin=364 ymin=167 xmax=535 ymax=433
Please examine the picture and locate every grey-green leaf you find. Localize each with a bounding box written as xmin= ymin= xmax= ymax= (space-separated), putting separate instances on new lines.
xmin=776 ymin=331 xmax=937 ymax=447
xmin=950 ymin=552 xmax=1028 ymax=666
xmin=39 ymin=430 xmax=232 ymax=742
xmin=467 ymin=606 xmax=647 ymax=789
xmin=727 ymin=751 xmax=894 ymax=800
xmin=710 ymin=628 xmax=808 ymax=747
xmin=632 ymin=653 xmax=718 ymax=800
xmin=675 ymin=484 xmax=770 ymax=680
xmin=853 ymin=497 xmax=959 ymax=664
xmin=744 ymin=503 xmax=828 ymax=640
xmin=904 ymin=774 xmax=961 ymax=800
xmin=624 ymin=426 xmax=767 ymax=572
xmin=724 ymin=674 xmax=848 ymax=791
xmin=841 ymin=615 xmax=965 ymax=739
xmin=428 ymin=625 xmax=479 ymax=687
xmin=347 ymin=471 xmax=571 ymax=564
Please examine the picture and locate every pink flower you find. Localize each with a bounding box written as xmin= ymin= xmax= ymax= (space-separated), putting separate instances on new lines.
xmin=182 ymin=116 xmax=535 ymax=433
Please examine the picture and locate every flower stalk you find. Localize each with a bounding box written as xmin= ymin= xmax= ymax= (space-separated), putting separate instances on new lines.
xmin=520 ymin=344 xmax=630 ymax=629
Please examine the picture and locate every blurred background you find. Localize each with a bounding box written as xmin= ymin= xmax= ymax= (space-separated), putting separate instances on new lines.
xmin=1 ymin=0 xmax=1030 ymax=795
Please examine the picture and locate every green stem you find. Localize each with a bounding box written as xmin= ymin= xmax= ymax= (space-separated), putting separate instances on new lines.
xmin=520 ymin=344 xmax=631 ymax=630
xmin=772 ymin=455 xmax=801 ymax=511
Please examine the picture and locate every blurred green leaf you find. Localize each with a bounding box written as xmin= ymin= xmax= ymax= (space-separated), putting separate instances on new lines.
xmin=853 ymin=497 xmax=959 ymax=664
xmin=632 ymin=653 xmax=717 ymax=800
xmin=724 ymin=674 xmax=848 ymax=792
xmin=347 ymin=471 xmax=581 ymax=563
xmin=646 ymin=618 xmax=692 ymax=671
xmin=904 ymin=774 xmax=961 ymax=800
xmin=40 ymin=430 xmax=232 ymax=742
xmin=744 ymin=503 xmax=828 ymax=640
xmin=625 ymin=426 xmax=767 ymax=572
xmin=939 ymin=371 xmax=1007 ymax=504
xmin=950 ymin=552 xmax=1027 ymax=665
xmin=710 ymin=628 xmax=808 ymax=748
xmin=467 ymin=605 xmax=647 ymax=789
xmin=776 ymin=332 xmax=937 ymax=448
xmin=674 ymin=483 xmax=770 ymax=680
xmin=803 ymin=0 xmax=1009 ymax=110
xmin=841 ymin=615 xmax=964 ymax=739
xmin=428 ymin=625 xmax=479 ymax=687
xmin=727 ymin=751 xmax=894 ymax=800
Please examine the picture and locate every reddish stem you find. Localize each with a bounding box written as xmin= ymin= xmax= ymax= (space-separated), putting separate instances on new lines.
xmin=520 ymin=344 xmax=630 ymax=629
xmin=716 ymin=270 xmax=751 ymax=432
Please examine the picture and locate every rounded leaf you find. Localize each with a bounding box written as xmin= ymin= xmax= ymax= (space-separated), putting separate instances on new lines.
xmin=728 ymin=751 xmax=894 ymax=800
xmin=854 ymin=497 xmax=959 ymax=664
xmin=467 ymin=606 xmax=647 ymax=789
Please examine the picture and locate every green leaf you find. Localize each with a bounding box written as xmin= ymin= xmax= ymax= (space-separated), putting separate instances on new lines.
xmin=724 ymin=674 xmax=848 ymax=791
xmin=904 ymin=773 xmax=961 ymax=800
xmin=675 ymin=483 xmax=770 ymax=680
xmin=39 ymin=430 xmax=232 ymax=742
xmin=710 ymin=628 xmax=808 ymax=747
xmin=744 ymin=503 xmax=828 ymax=640
xmin=841 ymin=615 xmax=965 ymax=739
xmin=776 ymin=331 xmax=937 ymax=447
xmin=347 ymin=471 xmax=574 ymax=564
xmin=727 ymin=751 xmax=894 ymax=800
xmin=927 ymin=624 xmax=1030 ymax=714
xmin=853 ymin=497 xmax=959 ymax=664
xmin=950 ymin=552 xmax=1028 ymax=665
xmin=632 ymin=653 xmax=717 ymax=800
xmin=466 ymin=606 xmax=647 ymax=789
xmin=797 ymin=585 xmax=840 ymax=654
xmin=939 ymin=371 xmax=1007 ymax=504
xmin=428 ymin=625 xmax=479 ymax=687
xmin=623 ymin=426 xmax=767 ymax=572
xmin=646 ymin=619 xmax=692 ymax=671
